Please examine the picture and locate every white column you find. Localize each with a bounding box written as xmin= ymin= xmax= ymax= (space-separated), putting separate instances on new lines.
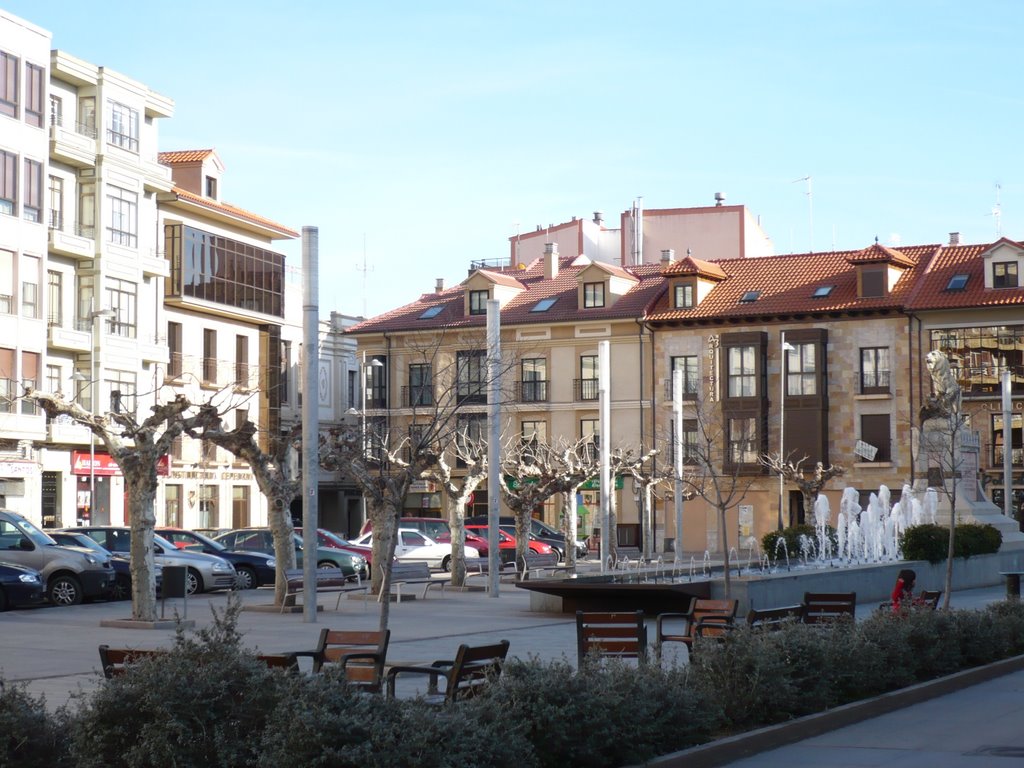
xmin=599 ymin=340 xmax=611 ymax=570
xmin=301 ymin=226 xmax=319 ymax=623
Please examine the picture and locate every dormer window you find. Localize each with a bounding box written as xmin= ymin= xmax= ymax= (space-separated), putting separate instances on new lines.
xmin=468 ymin=289 xmax=489 ymax=315
xmin=674 ymin=283 xmax=695 ymax=309
xmin=994 ymin=262 xmax=1019 ymax=289
xmin=860 ymin=266 xmax=885 ymax=298
xmin=205 ymin=175 xmax=217 ymax=200
xmin=583 ymin=282 xmax=605 ymax=308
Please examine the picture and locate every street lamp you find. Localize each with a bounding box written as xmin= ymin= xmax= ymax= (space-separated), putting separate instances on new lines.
xmin=778 ymin=332 xmax=796 ymax=531
xmin=73 ymin=308 xmax=113 ymax=525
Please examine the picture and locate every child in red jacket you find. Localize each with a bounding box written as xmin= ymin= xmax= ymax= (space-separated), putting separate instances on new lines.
xmin=891 ymin=568 xmax=923 ymax=612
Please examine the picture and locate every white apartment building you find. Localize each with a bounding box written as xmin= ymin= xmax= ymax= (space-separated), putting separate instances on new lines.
xmin=0 ymin=11 xmax=50 ymax=520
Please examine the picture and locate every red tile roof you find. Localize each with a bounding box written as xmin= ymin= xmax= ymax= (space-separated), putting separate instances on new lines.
xmin=158 ymin=149 xmax=216 ymax=164
xmin=166 ymin=186 xmax=299 ymax=238
xmin=905 ymin=242 xmax=1024 ymax=310
xmin=845 ymin=242 xmax=917 ymax=267
xmin=661 ymin=255 xmax=728 ymax=280
xmin=469 ymin=269 xmax=527 ymax=290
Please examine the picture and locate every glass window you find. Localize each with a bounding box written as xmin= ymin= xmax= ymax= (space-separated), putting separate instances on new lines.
xmin=0 ymin=250 xmax=11 ymax=314
xmin=861 ymin=267 xmax=885 ymax=297
xmin=198 ymin=485 xmax=218 ymax=529
xmin=728 ymin=417 xmax=758 ymax=464
xmin=670 ymin=419 xmax=699 ymax=465
xmin=578 ymin=354 xmax=598 ymax=400
xmin=45 ymin=364 xmax=60 ymax=395
xmin=203 ymin=329 xmax=217 ymax=384
xmin=994 ymin=261 xmax=1019 ymax=289
xmin=20 ymin=351 xmax=39 ymax=414
xmin=456 ymin=350 xmax=486 ymax=404
xmin=232 ymin=486 xmax=250 ymax=528
xmin=164 ymin=485 xmax=182 ymax=527
xmin=408 ymin=363 xmax=432 ymax=406
xmin=860 ymin=414 xmax=891 ymax=462
xmin=106 ymin=186 xmax=137 ymax=247
xmin=0 ymin=52 xmax=17 ymax=118
xmin=992 ymin=413 xmax=1023 ymax=467
xmin=581 ymin=418 xmax=599 ymax=460
xmin=22 ymin=159 xmax=41 ymax=222
xmin=167 ymin=322 xmax=182 ymax=378
xmin=281 ymin=341 xmax=291 ymax=403
xmin=522 ymin=420 xmax=547 ymax=444
xmin=24 ymin=63 xmax=43 ymax=128
xmin=107 ymin=101 xmax=139 ymax=152
xmin=0 ymin=150 xmax=17 ymax=215
xmin=105 ymin=278 xmax=137 ymax=338
xmin=47 ymin=175 xmax=63 ymax=230
xmin=520 ymin=358 xmax=547 ymax=402
xmin=583 ymin=282 xmax=605 ymax=308
xmin=468 ymin=289 xmax=489 ymax=315
xmin=727 ymin=346 xmax=756 ymax=397
xmin=670 ymin=355 xmax=699 ymax=399
xmin=786 ymin=342 xmax=816 ymax=396
xmin=860 ymin=347 xmax=891 ymax=394
xmin=47 ymin=271 xmax=62 ymax=327
xmin=108 ymin=369 xmax=136 ymax=415
xmin=455 ymin=413 xmax=486 ymax=467
xmin=674 ymin=283 xmax=694 ymax=309
xmin=49 ymin=94 xmax=61 ymax=128
xmin=235 ymin=334 xmax=249 ymax=387
xmin=366 ymin=355 xmax=387 ymax=408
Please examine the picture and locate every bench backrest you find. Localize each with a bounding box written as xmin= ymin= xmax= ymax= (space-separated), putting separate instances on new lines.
xmin=802 ymin=592 xmax=856 ymax=624
xmin=312 ymin=628 xmax=390 ymax=691
xmin=256 ymin=653 xmax=300 ymax=672
xmin=443 ymin=639 xmax=510 ymax=703
xmin=746 ymin=604 xmax=803 ymax=629
xmin=98 ymin=645 xmax=165 ymax=678
xmin=918 ymin=590 xmax=941 ymax=610
xmin=576 ymin=610 xmax=648 ymax=665
xmin=389 ymin=561 xmax=432 ymax=580
xmin=284 ymin=567 xmax=351 ymax=590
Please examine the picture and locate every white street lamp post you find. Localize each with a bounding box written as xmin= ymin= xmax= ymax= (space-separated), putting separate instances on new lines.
xmin=77 ymin=309 xmax=113 ymax=525
xmin=779 ymin=333 xmax=795 ymax=531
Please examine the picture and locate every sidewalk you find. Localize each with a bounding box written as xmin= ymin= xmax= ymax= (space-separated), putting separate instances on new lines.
xmin=0 ymin=579 xmax=1019 ymax=767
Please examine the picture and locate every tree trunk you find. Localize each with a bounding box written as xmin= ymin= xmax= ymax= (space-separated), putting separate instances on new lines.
xmin=267 ymin=495 xmax=297 ymax=606
xmin=719 ymin=505 xmax=732 ymax=599
xmin=562 ymin=489 xmax=578 ymax=568
xmin=125 ymin=477 xmax=158 ymax=622
xmin=371 ymin=499 xmax=402 ymax=633
xmin=513 ymin=507 xmax=531 ymax=578
xmin=445 ymin=494 xmax=468 ymax=587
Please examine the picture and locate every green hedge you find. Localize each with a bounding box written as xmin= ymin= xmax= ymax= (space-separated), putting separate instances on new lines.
xmin=900 ymin=523 xmax=1002 ymax=563
xmin=8 ymin=598 xmax=1024 ymax=768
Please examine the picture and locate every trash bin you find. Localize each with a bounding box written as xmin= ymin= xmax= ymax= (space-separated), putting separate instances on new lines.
xmin=162 ymin=566 xmax=187 ymax=599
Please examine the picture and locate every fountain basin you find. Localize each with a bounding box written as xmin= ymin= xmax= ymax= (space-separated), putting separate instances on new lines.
xmin=516 ymin=572 xmax=710 ymax=614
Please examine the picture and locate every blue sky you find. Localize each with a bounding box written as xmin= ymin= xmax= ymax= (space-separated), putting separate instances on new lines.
xmin=7 ymin=1 xmax=1023 ymax=318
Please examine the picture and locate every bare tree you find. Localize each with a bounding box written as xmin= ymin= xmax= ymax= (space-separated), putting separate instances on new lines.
xmin=759 ymin=453 xmax=845 ymax=526
xmin=27 ymin=389 xmax=218 ymax=621
xmin=188 ymin=407 xmax=300 ymax=606
xmin=500 ymin=435 xmax=599 ymax=572
xmin=614 ymin=448 xmax=662 ymax=561
xmin=681 ymin=398 xmax=756 ymax=598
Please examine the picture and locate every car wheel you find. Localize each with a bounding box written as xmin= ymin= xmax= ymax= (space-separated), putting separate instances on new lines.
xmin=186 ymin=568 xmax=202 ymax=595
xmin=441 ymin=555 xmax=452 ymax=572
xmin=48 ymin=574 xmax=83 ymax=606
xmin=110 ymin=576 xmax=131 ymax=601
xmin=235 ymin=566 xmax=257 ymax=590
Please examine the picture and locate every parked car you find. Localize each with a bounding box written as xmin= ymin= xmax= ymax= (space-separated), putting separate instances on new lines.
xmin=465 ymin=525 xmax=553 ymax=564
xmin=465 ymin=515 xmax=588 ymax=560
xmin=48 ymin=530 xmax=163 ymax=600
xmin=213 ymin=528 xmax=368 ymax=581
xmin=66 ymin=527 xmax=237 ymax=595
xmin=0 ymin=561 xmax=45 ymax=610
xmin=357 ymin=517 xmax=490 ymax=557
xmin=295 ymin=527 xmax=374 ymax=567
xmin=351 ymin=528 xmax=480 ymax=572
xmin=157 ymin=527 xmax=276 ymax=590
xmin=0 ymin=510 xmax=115 ymax=605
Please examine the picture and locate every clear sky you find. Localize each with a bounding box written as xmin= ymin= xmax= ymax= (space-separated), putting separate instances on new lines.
xmin=7 ymin=1 xmax=1023 ymax=318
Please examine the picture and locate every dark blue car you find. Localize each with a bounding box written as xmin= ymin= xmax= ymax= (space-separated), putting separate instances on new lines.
xmin=0 ymin=561 xmax=45 ymax=610
xmin=157 ymin=528 xmax=276 ymax=590
xmin=49 ymin=530 xmax=162 ymax=600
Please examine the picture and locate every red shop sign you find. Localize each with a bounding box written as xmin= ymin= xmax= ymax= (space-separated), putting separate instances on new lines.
xmin=72 ymin=452 xmax=170 ymax=477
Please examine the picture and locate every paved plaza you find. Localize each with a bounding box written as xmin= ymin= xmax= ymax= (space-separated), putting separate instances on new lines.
xmin=0 ymin=577 xmax=1021 ymax=767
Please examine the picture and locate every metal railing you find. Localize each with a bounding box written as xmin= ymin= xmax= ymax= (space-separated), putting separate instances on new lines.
xmin=516 ymin=379 xmax=549 ymax=403
xmin=574 ymin=378 xmax=599 ymax=401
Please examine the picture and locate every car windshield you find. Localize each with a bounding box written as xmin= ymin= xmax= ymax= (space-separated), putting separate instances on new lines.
xmin=318 ymin=529 xmax=355 ymax=547
xmin=13 ymin=515 xmax=58 ymax=548
xmin=153 ymin=534 xmax=179 ymax=550
xmin=183 ymin=531 xmax=226 ymax=551
xmin=54 ymin=533 xmax=111 ymax=556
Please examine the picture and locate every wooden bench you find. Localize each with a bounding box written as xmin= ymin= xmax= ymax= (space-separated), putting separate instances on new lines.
xmin=283 ymin=567 xmax=367 ymax=612
xmin=801 ymin=591 xmax=856 ymax=624
xmin=385 ymin=639 xmax=510 ymax=704
xmin=656 ymin=598 xmax=738 ymax=653
xmin=576 ymin=610 xmax=648 ymax=666
xmin=98 ymin=645 xmax=298 ymax=678
xmin=293 ymin=628 xmax=390 ymax=693
xmin=381 ymin=561 xmax=449 ymax=602
xmin=746 ymin=604 xmax=804 ymax=630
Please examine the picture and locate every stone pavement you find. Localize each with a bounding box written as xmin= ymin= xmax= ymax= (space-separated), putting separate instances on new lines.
xmin=0 ymin=577 xmax=1020 ymax=767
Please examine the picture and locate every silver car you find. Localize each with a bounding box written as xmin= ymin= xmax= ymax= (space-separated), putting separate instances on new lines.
xmin=67 ymin=527 xmax=237 ymax=595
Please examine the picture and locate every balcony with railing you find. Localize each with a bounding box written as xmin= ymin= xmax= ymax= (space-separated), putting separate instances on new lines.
xmin=516 ymin=379 xmax=549 ymax=403
xmin=47 ymin=212 xmax=95 ymax=260
xmin=49 ymin=115 xmax=97 ymax=167
xmin=140 ymin=249 xmax=170 ymax=278
xmin=574 ymin=378 xmax=599 ymax=401
xmin=662 ymin=378 xmax=698 ymax=401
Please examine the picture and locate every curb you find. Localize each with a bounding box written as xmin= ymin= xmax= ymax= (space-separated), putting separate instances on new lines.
xmin=634 ymin=653 xmax=1024 ymax=767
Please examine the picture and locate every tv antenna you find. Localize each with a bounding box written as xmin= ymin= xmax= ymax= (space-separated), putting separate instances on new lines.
xmin=991 ymin=183 xmax=1003 ymax=238
xmin=792 ymin=176 xmax=813 ymax=252
xmin=355 ymin=233 xmax=373 ymax=318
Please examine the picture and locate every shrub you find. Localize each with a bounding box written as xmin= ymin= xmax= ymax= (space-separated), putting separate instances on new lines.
xmin=762 ymin=523 xmax=837 ymax=563
xmin=0 ymin=682 xmax=70 ymax=768
xmin=900 ymin=523 xmax=1002 ymax=562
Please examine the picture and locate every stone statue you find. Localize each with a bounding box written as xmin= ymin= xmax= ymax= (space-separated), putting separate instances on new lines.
xmin=920 ymin=350 xmax=961 ymax=421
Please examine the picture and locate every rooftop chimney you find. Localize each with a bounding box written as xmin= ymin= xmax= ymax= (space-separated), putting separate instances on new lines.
xmin=544 ymin=243 xmax=559 ymax=280
xmin=714 ymin=192 xmax=726 ymax=207
xmin=593 ymin=211 xmax=604 ymax=225
xmin=435 ymin=278 xmax=444 ymax=294
xmin=660 ymin=249 xmax=675 ymax=266
xmin=949 ymin=232 xmax=961 ymax=246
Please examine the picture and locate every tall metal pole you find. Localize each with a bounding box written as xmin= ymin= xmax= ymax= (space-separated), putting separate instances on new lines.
xmin=778 ymin=331 xmax=787 ymax=531
xmin=599 ymin=340 xmax=611 ymax=571
xmin=1003 ymin=367 xmax=1014 ymax=520
xmin=673 ymin=367 xmax=683 ymax=565
xmin=301 ymin=226 xmax=320 ymax=623
xmin=486 ymin=300 xmax=501 ymax=596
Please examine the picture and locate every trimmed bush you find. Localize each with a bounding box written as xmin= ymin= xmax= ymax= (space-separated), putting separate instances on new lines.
xmin=0 ymin=682 xmax=70 ymax=768
xmin=900 ymin=523 xmax=1002 ymax=563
